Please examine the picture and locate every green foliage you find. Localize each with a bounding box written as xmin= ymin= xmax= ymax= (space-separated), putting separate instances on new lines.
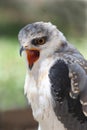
xmin=0 ymin=37 xmax=27 ymax=110
xmin=68 ymin=37 xmax=87 ymax=59
xmin=0 ymin=0 xmax=86 ymax=37
xmin=0 ymin=23 xmax=25 ymax=37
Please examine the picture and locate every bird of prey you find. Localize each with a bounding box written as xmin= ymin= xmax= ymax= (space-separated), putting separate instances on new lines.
xmin=18 ymin=22 xmax=87 ymax=130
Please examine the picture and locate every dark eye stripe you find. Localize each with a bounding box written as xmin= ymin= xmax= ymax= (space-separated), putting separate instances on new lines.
xmin=31 ymin=36 xmax=47 ymax=46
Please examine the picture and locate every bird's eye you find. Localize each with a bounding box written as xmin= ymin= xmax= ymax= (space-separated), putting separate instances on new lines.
xmin=32 ymin=36 xmax=47 ymax=46
xmin=37 ymin=38 xmax=46 ymax=45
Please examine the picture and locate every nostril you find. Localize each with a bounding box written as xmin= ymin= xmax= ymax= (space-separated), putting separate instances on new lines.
xmin=25 ymin=45 xmax=28 ymax=48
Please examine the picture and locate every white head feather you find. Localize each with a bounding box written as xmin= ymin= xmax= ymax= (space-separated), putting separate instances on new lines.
xmin=18 ymin=22 xmax=67 ymax=69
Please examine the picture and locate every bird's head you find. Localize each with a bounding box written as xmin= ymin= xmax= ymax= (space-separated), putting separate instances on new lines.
xmin=18 ymin=22 xmax=67 ymax=70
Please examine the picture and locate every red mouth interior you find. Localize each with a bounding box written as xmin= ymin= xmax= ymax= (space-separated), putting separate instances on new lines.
xmin=26 ymin=49 xmax=40 ymax=67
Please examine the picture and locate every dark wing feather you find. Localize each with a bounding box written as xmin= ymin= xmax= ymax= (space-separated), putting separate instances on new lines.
xmin=49 ymin=59 xmax=70 ymax=103
xmin=49 ymin=59 xmax=87 ymax=130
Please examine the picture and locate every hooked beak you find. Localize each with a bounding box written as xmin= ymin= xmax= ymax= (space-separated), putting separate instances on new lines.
xmin=20 ymin=46 xmax=24 ymax=56
xmin=19 ymin=46 xmax=40 ymax=70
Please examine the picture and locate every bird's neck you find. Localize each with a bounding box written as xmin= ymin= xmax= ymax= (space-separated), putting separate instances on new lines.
xmin=27 ymin=54 xmax=53 ymax=81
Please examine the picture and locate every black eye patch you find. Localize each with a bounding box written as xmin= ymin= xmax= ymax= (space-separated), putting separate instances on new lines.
xmin=31 ymin=36 xmax=47 ymax=46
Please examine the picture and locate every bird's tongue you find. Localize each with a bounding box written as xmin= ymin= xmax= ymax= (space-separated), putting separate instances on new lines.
xmin=25 ymin=49 xmax=40 ymax=69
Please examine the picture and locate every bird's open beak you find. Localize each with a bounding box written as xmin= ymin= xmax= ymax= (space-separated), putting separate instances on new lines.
xmin=20 ymin=46 xmax=40 ymax=70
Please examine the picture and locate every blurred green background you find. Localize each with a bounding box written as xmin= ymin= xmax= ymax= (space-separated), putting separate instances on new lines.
xmin=0 ymin=0 xmax=87 ymax=111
